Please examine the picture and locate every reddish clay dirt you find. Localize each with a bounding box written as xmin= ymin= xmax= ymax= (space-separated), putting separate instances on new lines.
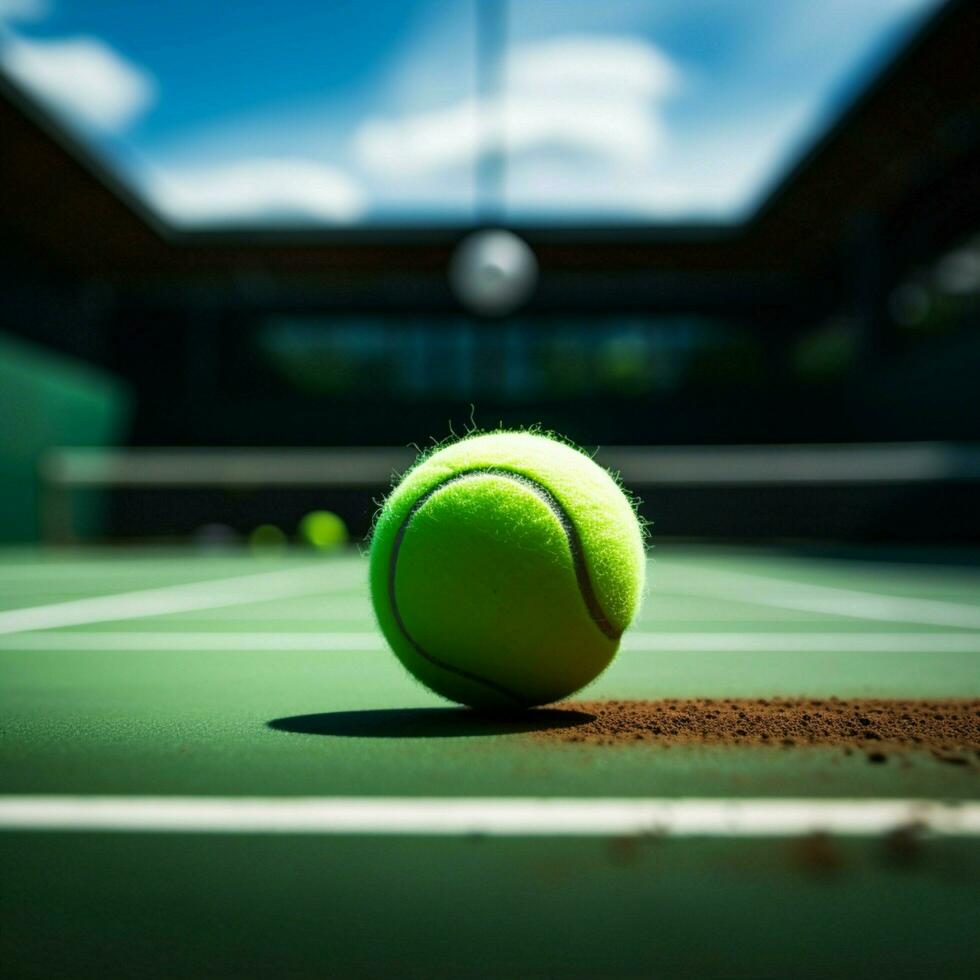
xmin=538 ymin=698 xmax=980 ymax=766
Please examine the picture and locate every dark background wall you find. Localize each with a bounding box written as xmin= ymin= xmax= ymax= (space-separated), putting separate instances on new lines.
xmin=1 ymin=0 xmax=978 ymax=541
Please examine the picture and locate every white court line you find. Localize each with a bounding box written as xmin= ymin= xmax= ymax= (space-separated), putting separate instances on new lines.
xmin=0 ymin=565 xmax=357 ymax=636
xmin=0 ymin=796 xmax=977 ymax=837
xmin=625 ymin=632 xmax=980 ymax=652
xmin=660 ymin=567 xmax=980 ymax=630
xmin=3 ymin=631 xmax=980 ymax=652
xmin=0 ymin=631 xmax=384 ymax=651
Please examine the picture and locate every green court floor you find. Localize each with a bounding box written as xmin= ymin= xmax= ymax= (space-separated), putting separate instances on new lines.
xmin=2 ymin=545 xmax=979 ymax=978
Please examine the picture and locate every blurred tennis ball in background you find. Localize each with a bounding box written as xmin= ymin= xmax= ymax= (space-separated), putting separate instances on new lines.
xmin=248 ymin=523 xmax=287 ymax=554
xmin=299 ymin=510 xmax=348 ymax=551
xmin=370 ymin=430 xmax=646 ymax=709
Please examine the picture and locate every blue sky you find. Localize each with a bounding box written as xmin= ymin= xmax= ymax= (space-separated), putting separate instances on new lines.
xmin=0 ymin=0 xmax=944 ymax=227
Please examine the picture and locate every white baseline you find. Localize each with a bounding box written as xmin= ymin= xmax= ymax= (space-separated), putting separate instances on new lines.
xmin=2 ymin=631 xmax=980 ymax=652
xmin=0 ymin=797 xmax=977 ymax=837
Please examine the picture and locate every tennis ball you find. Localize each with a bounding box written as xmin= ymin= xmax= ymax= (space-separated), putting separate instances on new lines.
xmin=369 ymin=431 xmax=646 ymax=709
xmin=249 ymin=523 xmax=287 ymax=554
xmin=299 ymin=510 xmax=348 ymax=550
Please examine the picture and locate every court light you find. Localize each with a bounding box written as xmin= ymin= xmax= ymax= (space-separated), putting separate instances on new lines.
xmin=449 ymin=229 xmax=538 ymax=316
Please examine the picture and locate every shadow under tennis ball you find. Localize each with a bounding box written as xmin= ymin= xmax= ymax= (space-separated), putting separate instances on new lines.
xmin=267 ymin=706 xmax=595 ymax=739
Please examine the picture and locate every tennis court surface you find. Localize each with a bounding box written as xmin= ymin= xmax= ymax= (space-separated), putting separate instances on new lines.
xmin=2 ymin=544 xmax=978 ymax=979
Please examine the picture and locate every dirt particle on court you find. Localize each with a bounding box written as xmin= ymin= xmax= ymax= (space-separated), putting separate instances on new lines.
xmin=537 ymin=698 xmax=980 ymax=762
xmin=790 ymin=832 xmax=846 ymax=875
xmin=879 ymin=824 xmax=926 ymax=868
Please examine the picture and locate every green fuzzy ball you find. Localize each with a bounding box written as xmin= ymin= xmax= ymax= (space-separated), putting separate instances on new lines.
xmin=369 ymin=431 xmax=647 ymax=709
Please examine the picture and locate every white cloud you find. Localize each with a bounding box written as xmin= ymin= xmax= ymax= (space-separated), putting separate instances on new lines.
xmin=0 ymin=0 xmax=48 ymax=24
xmin=144 ymin=159 xmax=365 ymax=226
xmin=0 ymin=34 xmax=155 ymax=132
xmin=355 ymin=34 xmax=677 ymax=177
xmin=508 ymin=34 xmax=675 ymax=97
xmin=505 ymin=100 xmax=814 ymax=219
xmin=356 ymin=100 xmax=480 ymax=178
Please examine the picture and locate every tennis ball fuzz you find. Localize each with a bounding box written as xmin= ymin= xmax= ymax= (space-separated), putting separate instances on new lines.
xmin=369 ymin=432 xmax=646 ymax=709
